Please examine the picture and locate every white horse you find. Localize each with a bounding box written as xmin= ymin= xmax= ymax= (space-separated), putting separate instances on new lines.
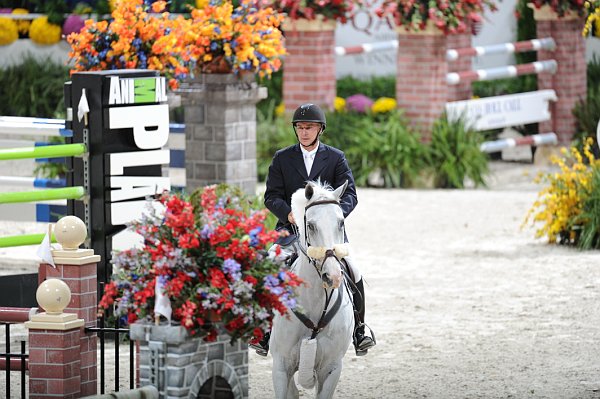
xmin=270 ymin=180 xmax=355 ymax=399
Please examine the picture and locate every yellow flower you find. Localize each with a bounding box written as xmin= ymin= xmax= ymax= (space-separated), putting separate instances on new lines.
xmin=371 ymin=97 xmax=397 ymax=114
xmin=29 ymin=16 xmax=61 ymax=45
xmin=0 ymin=17 xmax=18 ymax=46
xmin=334 ymin=97 xmax=346 ymax=112
xmin=275 ymin=102 xmax=285 ymax=117
xmin=196 ymin=0 xmax=210 ymax=9
xmin=12 ymin=8 xmax=30 ymax=36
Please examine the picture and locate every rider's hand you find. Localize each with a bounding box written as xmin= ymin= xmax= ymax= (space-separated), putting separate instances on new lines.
xmin=288 ymin=212 xmax=296 ymax=225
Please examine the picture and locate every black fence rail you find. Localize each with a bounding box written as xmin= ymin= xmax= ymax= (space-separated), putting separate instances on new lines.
xmin=1 ymin=323 xmax=29 ymax=399
xmin=86 ymin=315 xmax=136 ymax=394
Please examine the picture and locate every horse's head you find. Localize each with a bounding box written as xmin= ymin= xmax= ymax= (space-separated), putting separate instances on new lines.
xmin=291 ymin=180 xmax=349 ymax=289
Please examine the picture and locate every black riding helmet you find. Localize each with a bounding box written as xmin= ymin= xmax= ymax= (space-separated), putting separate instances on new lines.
xmin=292 ymin=103 xmax=326 ymax=130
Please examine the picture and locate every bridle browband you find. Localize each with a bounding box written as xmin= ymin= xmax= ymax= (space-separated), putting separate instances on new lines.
xmin=292 ymin=198 xmax=347 ymax=339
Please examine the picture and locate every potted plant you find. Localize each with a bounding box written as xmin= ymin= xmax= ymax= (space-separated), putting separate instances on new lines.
xmin=99 ymin=184 xmax=302 ymax=343
xmin=376 ymin=0 xmax=497 ymax=34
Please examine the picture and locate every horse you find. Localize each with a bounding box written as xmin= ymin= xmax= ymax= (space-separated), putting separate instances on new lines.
xmin=270 ymin=180 xmax=355 ymax=399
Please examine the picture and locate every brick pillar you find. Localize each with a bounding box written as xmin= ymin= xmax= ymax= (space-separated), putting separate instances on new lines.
xmin=25 ymin=279 xmax=85 ymax=399
xmin=446 ymin=31 xmax=473 ymax=102
xmin=38 ymin=249 xmax=100 ymax=396
xmin=282 ymin=17 xmax=337 ymax=112
xmin=178 ymin=73 xmax=266 ymax=194
xmin=396 ymin=26 xmax=448 ymax=141
xmin=533 ymin=5 xmax=586 ymax=144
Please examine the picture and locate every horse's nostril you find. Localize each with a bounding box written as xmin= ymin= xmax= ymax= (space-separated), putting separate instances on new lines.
xmin=322 ymin=273 xmax=333 ymax=287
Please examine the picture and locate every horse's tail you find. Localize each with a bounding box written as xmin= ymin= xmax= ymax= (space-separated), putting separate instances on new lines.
xmin=298 ymin=338 xmax=317 ymax=389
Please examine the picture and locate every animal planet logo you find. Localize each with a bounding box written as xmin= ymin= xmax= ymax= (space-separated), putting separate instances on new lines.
xmin=105 ymin=75 xmax=171 ymax=249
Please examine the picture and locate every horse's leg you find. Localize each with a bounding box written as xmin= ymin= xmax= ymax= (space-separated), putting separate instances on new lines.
xmin=315 ymin=360 xmax=343 ymax=399
xmin=272 ymin=357 xmax=298 ymax=399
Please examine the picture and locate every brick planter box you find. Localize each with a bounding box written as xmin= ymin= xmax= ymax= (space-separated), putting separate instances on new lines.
xmin=130 ymin=323 xmax=248 ymax=398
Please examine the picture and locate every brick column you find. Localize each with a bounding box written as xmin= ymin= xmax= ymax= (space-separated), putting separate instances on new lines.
xmin=446 ymin=31 xmax=473 ymax=102
xmin=25 ymin=279 xmax=85 ymax=398
xmin=396 ymin=25 xmax=448 ymax=141
xmin=282 ymin=17 xmax=337 ymax=112
xmin=533 ymin=5 xmax=586 ymax=144
xmin=37 ymin=216 xmax=101 ymax=397
xmin=177 ymin=73 xmax=266 ymax=194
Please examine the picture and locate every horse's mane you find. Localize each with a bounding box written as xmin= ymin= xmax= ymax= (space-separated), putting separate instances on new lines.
xmin=291 ymin=180 xmax=336 ymax=242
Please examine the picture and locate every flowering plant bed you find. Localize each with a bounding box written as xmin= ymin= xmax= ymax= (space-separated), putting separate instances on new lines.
xmin=268 ymin=0 xmax=362 ymax=23
xmin=100 ymin=185 xmax=302 ymax=342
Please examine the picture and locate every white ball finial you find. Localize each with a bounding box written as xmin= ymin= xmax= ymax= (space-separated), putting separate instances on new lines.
xmin=36 ymin=279 xmax=71 ymax=315
xmin=54 ymin=215 xmax=87 ymax=250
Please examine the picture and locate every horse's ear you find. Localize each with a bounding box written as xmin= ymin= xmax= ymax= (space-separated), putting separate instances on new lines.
xmin=305 ymin=183 xmax=314 ymax=200
xmin=333 ymin=180 xmax=348 ymax=200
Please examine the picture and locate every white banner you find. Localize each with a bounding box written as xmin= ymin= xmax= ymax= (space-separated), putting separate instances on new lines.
xmin=445 ymin=90 xmax=557 ymax=131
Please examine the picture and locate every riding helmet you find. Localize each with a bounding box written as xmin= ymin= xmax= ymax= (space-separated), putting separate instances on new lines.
xmin=292 ymin=103 xmax=326 ymax=129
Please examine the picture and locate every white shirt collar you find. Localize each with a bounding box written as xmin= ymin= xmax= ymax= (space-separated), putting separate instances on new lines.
xmin=301 ymin=143 xmax=319 ymax=158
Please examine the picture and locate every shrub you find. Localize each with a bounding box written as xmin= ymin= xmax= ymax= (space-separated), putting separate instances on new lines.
xmin=256 ymin=104 xmax=295 ymax=181
xmin=575 ymin=165 xmax=600 ymax=249
xmin=336 ymin=75 xmax=396 ymax=99
xmin=428 ymin=115 xmax=488 ymax=188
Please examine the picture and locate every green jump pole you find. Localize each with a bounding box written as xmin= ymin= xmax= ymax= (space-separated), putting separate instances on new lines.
xmin=0 ymin=143 xmax=87 ymax=161
xmin=0 ymin=186 xmax=85 ymax=204
xmin=0 ymin=233 xmax=57 ymax=248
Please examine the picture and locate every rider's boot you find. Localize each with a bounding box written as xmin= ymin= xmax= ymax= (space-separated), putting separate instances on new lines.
xmin=249 ymin=331 xmax=270 ymax=357
xmin=352 ymin=278 xmax=376 ymax=356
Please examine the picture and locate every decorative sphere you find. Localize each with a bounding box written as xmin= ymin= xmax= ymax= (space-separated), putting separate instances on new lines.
xmin=37 ymin=279 xmax=71 ymax=315
xmin=54 ymin=216 xmax=87 ymax=250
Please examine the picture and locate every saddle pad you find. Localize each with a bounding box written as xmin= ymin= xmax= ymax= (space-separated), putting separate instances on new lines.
xmin=298 ymin=338 xmax=317 ymax=389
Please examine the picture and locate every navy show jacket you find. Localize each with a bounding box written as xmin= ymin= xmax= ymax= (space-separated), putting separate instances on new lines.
xmin=264 ymin=142 xmax=358 ymax=230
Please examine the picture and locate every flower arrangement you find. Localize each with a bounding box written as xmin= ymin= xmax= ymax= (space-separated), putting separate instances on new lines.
xmin=0 ymin=17 xmax=18 ymax=45
xmin=523 ymin=138 xmax=600 ymax=245
xmin=267 ymin=0 xmax=362 ymax=23
xmin=584 ymin=0 xmax=600 ymax=36
xmin=99 ymin=185 xmax=303 ymax=342
xmin=332 ymin=94 xmax=397 ymax=114
xmin=67 ymin=0 xmax=285 ymax=89
xmin=528 ymin=0 xmax=586 ymax=18
xmin=68 ymin=0 xmax=190 ymax=90
xmin=185 ymin=0 xmax=286 ymax=76
xmin=376 ymin=0 xmax=497 ymax=34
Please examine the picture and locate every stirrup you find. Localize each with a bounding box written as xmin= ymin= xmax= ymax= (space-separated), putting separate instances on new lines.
xmin=249 ymin=342 xmax=268 ymax=357
xmin=353 ymin=323 xmax=376 ymax=356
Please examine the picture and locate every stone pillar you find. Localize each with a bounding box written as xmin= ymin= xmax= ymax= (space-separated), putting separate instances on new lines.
xmin=446 ymin=31 xmax=473 ymax=102
xmin=37 ymin=215 xmax=101 ymax=397
xmin=533 ymin=5 xmax=586 ymax=144
xmin=25 ymin=279 xmax=85 ymax=399
xmin=130 ymin=323 xmax=249 ymax=398
xmin=178 ymin=73 xmax=266 ymax=194
xmin=282 ymin=17 xmax=337 ymax=112
xmin=396 ymin=25 xmax=448 ymax=141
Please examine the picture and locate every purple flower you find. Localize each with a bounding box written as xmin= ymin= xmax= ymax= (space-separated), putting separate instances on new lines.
xmin=223 ymin=259 xmax=242 ymax=280
xmin=62 ymin=14 xmax=85 ymax=36
xmin=345 ymin=94 xmax=374 ymax=113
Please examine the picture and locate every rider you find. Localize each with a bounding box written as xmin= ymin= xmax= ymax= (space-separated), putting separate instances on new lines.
xmin=251 ymin=103 xmax=376 ymax=357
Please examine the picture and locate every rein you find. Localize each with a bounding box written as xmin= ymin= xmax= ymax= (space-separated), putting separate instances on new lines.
xmin=292 ymin=198 xmax=346 ymax=339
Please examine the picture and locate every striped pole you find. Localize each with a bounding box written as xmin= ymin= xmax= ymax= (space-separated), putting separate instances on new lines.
xmin=0 ymin=176 xmax=66 ymax=188
xmin=0 ymin=143 xmax=86 ymax=161
xmin=0 ymin=186 xmax=85 ymax=204
xmin=480 ymin=133 xmax=558 ymax=153
xmin=446 ymin=37 xmax=556 ymax=61
xmin=0 ymin=233 xmax=57 ymax=248
xmin=0 ymin=117 xmax=72 ymax=137
xmin=335 ymin=40 xmax=398 ymax=56
xmin=446 ymin=60 xmax=557 ymax=85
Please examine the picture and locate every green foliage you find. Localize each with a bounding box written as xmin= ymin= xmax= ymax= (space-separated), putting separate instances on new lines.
xmin=257 ymin=69 xmax=283 ymax=118
xmin=515 ymin=0 xmax=537 ymax=65
xmin=472 ymin=75 xmax=537 ymax=98
xmin=588 ymin=55 xmax=600 ymax=89
xmin=573 ymin=87 xmax=600 ymax=150
xmin=576 ymin=166 xmax=600 ymax=249
xmin=256 ymin=101 xmax=295 ymax=181
xmin=0 ymin=56 xmax=69 ymax=118
xmin=326 ymin=110 xmax=427 ymax=187
xmin=428 ymin=115 xmax=488 ymax=188
xmin=30 ymin=0 xmax=70 ymax=24
xmin=336 ymin=75 xmax=396 ymax=99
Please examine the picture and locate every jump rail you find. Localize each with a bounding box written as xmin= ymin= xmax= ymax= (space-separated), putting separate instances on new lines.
xmin=480 ymin=132 xmax=558 ymax=153
xmin=446 ymin=60 xmax=557 ymax=85
xmin=446 ymin=37 xmax=556 ymax=61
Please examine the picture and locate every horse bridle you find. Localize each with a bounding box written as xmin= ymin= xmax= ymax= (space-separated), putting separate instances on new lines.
xmin=292 ymin=199 xmax=347 ymax=339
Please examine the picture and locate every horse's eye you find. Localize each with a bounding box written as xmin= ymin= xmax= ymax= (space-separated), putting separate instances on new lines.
xmin=307 ymin=223 xmax=316 ymax=232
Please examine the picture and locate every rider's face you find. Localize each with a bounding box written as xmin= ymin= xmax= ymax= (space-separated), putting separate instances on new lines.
xmin=295 ymin=122 xmax=321 ymax=149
